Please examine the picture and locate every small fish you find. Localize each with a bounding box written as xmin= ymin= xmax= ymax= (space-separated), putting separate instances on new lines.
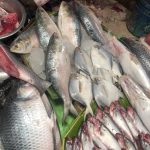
xmin=36 ymin=7 xmax=61 ymax=50
xmin=58 ymin=1 xmax=81 ymax=47
xmin=69 ymin=72 xmax=93 ymax=117
xmin=74 ymin=1 xmax=106 ymax=44
xmin=0 ymin=43 xmax=50 ymax=94
xmin=10 ymin=25 xmax=40 ymax=54
xmin=120 ymin=75 xmax=150 ymax=133
xmin=111 ymin=37 xmax=150 ymax=93
xmin=92 ymin=78 xmax=123 ymax=106
xmin=120 ymin=37 xmax=150 ymax=77
xmin=74 ymin=47 xmax=93 ymax=77
xmin=45 ymin=33 xmax=77 ymax=121
xmin=0 ymin=82 xmax=57 ymax=150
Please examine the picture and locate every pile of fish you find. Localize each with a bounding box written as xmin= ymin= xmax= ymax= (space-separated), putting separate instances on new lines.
xmin=66 ymin=102 xmax=150 ymax=150
xmin=0 ymin=0 xmax=149 ymax=149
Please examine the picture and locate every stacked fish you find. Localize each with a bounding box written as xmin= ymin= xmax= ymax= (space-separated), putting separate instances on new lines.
xmin=66 ymin=102 xmax=150 ymax=150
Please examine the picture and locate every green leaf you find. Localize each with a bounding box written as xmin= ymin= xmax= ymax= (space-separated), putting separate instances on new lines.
xmin=119 ymin=97 xmax=130 ymax=108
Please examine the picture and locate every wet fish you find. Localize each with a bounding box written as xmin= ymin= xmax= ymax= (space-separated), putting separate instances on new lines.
xmin=45 ymin=33 xmax=77 ymax=121
xmin=0 ymin=82 xmax=58 ymax=150
xmin=74 ymin=47 xmax=93 ymax=77
xmin=36 ymin=7 xmax=61 ymax=50
xmin=0 ymin=43 xmax=50 ymax=94
xmin=87 ymin=116 xmax=121 ymax=150
xmin=92 ymin=78 xmax=123 ymax=106
xmin=10 ymin=25 xmax=40 ymax=54
xmin=120 ymin=75 xmax=150 ymax=133
xmin=120 ymin=37 xmax=150 ymax=77
xmin=74 ymin=1 xmax=106 ymax=44
xmin=69 ymin=72 xmax=93 ymax=117
xmin=111 ymin=37 xmax=150 ymax=93
xmin=58 ymin=1 xmax=81 ymax=47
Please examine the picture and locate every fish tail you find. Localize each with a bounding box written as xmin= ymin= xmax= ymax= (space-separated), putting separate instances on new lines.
xmin=84 ymin=105 xmax=93 ymax=120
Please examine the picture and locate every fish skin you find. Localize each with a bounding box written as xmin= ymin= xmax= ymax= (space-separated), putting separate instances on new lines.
xmin=10 ymin=25 xmax=40 ymax=54
xmin=0 ymin=43 xmax=50 ymax=94
xmin=0 ymin=83 xmax=56 ymax=150
xmin=36 ymin=7 xmax=61 ymax=51
xmin=87 ymin=116 xmax=121 ymax=150
xmin=69 ymin=72 xmax=93 ymax=117
xmin=92 ymin=78 xmax=123 ymax=106
xmin=74 ymin=1 xmax=105 ymax=44
xmin=74 ymin=47 xmax=93 ymax=77
xmin=45 ymin=33 xmax=77 ymax=121
xmin=120 ymin=75 xmax=150 ymax=133
xmin=109 ymin=102 xmax=134 ymax=142
xmin=142 ymin=140 xmax=150 ymax=150
xmin=111 ymin=37 xmax=150 ymax=92
xmin=120 ymin=37 xmax=150 ymax=77
xmin=58 ymin=1 xmax=81 ymax=47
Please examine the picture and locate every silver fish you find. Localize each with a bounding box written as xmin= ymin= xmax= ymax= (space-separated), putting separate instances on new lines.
xmin=36 ymin=7 xmax=61 ymax=50
xmin=111 ymin=37 xmax=150 ymax=93
xmin=69 ymin=72 xmax=93 ymax=117
xmin=74 ymin=47 xmax=93 ymax=77
xmin=0 ymin=43 xmax=50 ymax=94
xmin=0 ymin=82 xmax=58 ymax=150
xmin=92 ymin=78 xmax=123 ymax=106
xmin=74 ymin=1 xmax=106 ymax=44
xmin=120 ymin=75 xmax=150 ymax=133
xmin=58 ymin=1 xmax=81 ymax=47
xmin=10 ymin=24 xmax=40 ymax=54
xmin=45 ymin=33 xmax=77 ymax=121
xmin=120 ymin=37 xmax=150 ymax=77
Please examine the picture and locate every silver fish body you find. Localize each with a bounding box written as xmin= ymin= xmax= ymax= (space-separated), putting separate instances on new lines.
xmin=36 ymin=7 xmax=61 ymax=50
xmin=120 ymin=75 xmax=150 ymax=132
xmin=58 ymin=1 xmax=81 ymax=47
xmin=0 ymin=83 xmax=58 ymax=150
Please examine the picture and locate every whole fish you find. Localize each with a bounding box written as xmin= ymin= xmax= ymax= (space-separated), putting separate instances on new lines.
xmin=120 ymin=37 xmax=150 ymax=77
xmin=45 ymin=33 xmax=77 ymax=121
xmin=58 ymin=1 xmax=81 ymax=47
xmin=36 ymin=7 xmax=61 ymax=50
xmin=74 ymin=1 xmax=106 ymax=44
xmin=0 ymin=82 xmax=59 ymax=150
xmin=111 ymin=37 xmax=150 ymax=93
xmin=10 ymin=24 xmax=40 ymax=54
xmin=69 ymin=72 xmax=93 ymax=117
xmin=92 ymin=78 xmax=123 ymax=106
xmin=0 ymin=43 xmax=50 ymax=94
xmin=74 ymin=47 xmax=93 ymax=77
xmin=120 ymin=75 xmax=150 ymax=133
xmin=87 ymin=116 xmax=121 ymax=150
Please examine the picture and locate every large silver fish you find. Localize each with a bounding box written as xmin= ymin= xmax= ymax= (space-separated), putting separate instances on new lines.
xmin=0 ymin=43 xmax=50 ymax=94
xmin=58 ymin=1 xmax=81 ymax=48
xmin=45 ymin=33 xmax=77 ymax=121
xmin=74 ymin=1 xmax=106 ymax=44
xmin=0 ymin=82 xmax=60 ymax=150
xmin=36 ymin=7 xmax=61 ymax=50
xmin=69 ymin=72 xmax=93 ymax=117
xmin=120 ymin=75 xmax=150 ymax=133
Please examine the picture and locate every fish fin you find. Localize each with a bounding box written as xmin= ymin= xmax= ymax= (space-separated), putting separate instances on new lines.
xmin=84 ymin=105 xmax=93 ymax=120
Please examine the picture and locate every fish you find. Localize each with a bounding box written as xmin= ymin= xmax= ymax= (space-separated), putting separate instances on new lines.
xmin=87 ymin=116 xmax=121 ymax=150
xmin=66 ymin=139 xmax=73 ymax=150
xmin=92 ymin=78 xmax=123 ymax=106
xmin=120 ymin=75 xmax=150 ymax=133
xmin=33 ymin=0 xmax=49 ymax=6
xmin=109 ymin=102 xmax=134 ymax=142
xmin=10 ymin=24 xmax=40 ymax=54
xmin=36 ymin=6 xmax=61 ymax=51
xmin=74 ymin=47 xmax=93 ymax=77
xmin=111 ymin=37 xmax=150 ymax=93
xmin=74 ymin=1 xmax=106 ymax=44
xmin=142 ymin=140 xmax=150 ymax=150
xmin=58 ymin=1 xmax=81 ymax=47
xmin=0 ymin=43 xmax=50 ymax=94
xmin=45 ymin=33 xmax=77 ymax=121
xmin=0 ymin=82 xmax=59 ymax=150
xmin=0 ymin=69 xmax=9 ymax=83
xmin=69 ymin=72 xmax=93 ymax=117
xmin=72 ymin=138 xmax=82 ymax=150
xmin=120 ymin=37 xmax=150 ymax=77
